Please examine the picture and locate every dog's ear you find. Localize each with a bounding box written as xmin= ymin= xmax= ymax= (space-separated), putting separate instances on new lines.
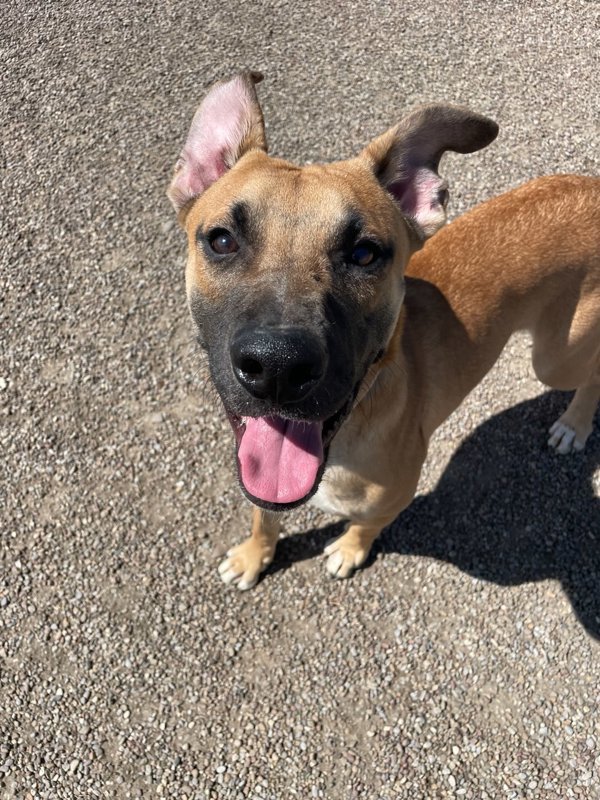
xmin=360 ymin=105 xmax=498 ymax=238
xmin=168 ymin=70 xmax=267 ymax=213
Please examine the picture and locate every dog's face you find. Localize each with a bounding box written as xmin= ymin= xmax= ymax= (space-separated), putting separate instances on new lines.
xmin=169 ymin=72 xmax=498 ymax=510
xmin=183 ymin=152 xmax=411 ymax=508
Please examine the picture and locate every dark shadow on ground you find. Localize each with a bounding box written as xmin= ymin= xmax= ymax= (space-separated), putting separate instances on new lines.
xmin=272 ymin=391 xmax=600 ymax=639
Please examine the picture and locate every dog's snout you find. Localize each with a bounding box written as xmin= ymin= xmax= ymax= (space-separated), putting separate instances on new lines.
xmin=230 ymin=327 xmax=326 ymax=405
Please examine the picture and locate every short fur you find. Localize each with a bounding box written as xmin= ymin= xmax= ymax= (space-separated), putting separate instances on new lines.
xmin=168 ymin=73 xmax=600 ymax=589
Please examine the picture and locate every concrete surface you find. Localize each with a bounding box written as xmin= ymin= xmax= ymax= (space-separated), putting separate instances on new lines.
xmin=1 ymin=1 xmax=599 ymax=798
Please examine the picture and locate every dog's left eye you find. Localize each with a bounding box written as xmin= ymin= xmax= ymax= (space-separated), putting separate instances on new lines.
xmin=350 ymin=241 xmax=381 ymax=267
xmin=208 ymin=229 xmax=239 ymax=255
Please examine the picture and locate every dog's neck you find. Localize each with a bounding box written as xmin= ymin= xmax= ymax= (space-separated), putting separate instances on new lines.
xmin=358 ymin=261 xmax=511 ymax=442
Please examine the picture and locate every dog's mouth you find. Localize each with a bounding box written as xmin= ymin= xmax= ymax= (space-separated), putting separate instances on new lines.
xmin=226 ymin=394 xmax=353 ymax=511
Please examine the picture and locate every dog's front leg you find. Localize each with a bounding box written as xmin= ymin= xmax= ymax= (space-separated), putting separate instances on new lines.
xmin=322 ymin=438 xmax=427 ymax=579
xmin=324 ymin=520 xmax=390 ymax=579
xmin=218 ymin=508 xmax=281 ymax=590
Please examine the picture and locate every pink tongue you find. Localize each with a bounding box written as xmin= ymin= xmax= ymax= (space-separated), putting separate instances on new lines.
xmin=238 ymin=416 xmax=324 ymax=504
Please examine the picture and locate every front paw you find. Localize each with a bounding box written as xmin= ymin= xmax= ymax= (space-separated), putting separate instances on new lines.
xmin=324 ymin=534 xmax=369 ymax=579
xmin=217 ymin=539 xmax=275 ymax=591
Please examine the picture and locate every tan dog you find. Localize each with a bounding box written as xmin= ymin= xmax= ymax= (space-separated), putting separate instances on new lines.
xmin=168 ymin=71 xmax=600 ymax=590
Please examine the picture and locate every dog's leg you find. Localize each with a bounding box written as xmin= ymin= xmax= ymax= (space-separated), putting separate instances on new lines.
xmin=531 ymin=306 xmax=600 ymax=454
xmin=548 ymin=383 xmax=600 ymax=454
xmin=324 ymin=519 xmax=392 ymax=579
xmin=218 ymin=508 xmax=281 ymax=590
xmin=323 ymin=435 xmax=427 ymax=579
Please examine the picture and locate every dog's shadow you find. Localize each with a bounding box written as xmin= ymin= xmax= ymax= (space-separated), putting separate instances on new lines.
xmin=274 ymin=391 xmax=600 ymax=639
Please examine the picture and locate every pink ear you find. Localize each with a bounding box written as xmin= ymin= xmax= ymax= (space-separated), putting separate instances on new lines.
xmin=168 ymin=71 xmax=267 ymax=212
xmin=388 ymin=167 xmax=449 ymax=238
xmin=360 ymin=104 xmax=498 ymax=239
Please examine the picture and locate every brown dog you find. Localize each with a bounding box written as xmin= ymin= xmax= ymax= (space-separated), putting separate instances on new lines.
xmin=168 ymin=71 xmax=600 ymax=590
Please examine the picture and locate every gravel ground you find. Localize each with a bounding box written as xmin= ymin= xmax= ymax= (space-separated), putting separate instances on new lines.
xmin=1 ymin=1 xmax=599 ymax=798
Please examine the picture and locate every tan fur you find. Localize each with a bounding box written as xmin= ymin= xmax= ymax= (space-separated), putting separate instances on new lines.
xmin=184 ymin=147 xmax=415 ymax=333
xmin=170 ymin=77 xmax=598 ymax=587
xmin=217 ymin=174 xmax=600 ymax=584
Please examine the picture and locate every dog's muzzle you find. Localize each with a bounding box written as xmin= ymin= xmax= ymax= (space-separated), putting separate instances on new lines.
xmin=230 ymin=326 xmax=327 ymax=405
xmin=225 ymin=325 xmax=335 ymax=508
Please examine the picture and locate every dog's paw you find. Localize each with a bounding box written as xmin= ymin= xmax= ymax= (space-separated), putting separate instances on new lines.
xmin=324 ymin=536 xmax=368 ymax=579
xmin=218 ymin=539 xmax=275 ymax=591
xmin=548 ymin=420 xmax=587 ymax=455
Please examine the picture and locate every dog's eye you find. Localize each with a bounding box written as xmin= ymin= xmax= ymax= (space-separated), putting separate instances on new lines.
xmin=208 ymin=229 xmax=239 ymax=255
xmin=351 ymin=240 xmax=381 ymax=267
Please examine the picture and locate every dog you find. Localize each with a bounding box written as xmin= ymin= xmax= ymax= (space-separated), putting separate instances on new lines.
xmin=168 ymin=71 xmax=600 ymax=590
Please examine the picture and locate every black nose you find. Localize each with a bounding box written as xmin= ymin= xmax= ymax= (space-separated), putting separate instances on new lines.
xmin=230 ymin=327 xmax=327 ymax=405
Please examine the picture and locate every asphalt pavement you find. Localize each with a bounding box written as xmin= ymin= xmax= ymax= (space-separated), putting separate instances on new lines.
xmin=1 ymin=1 xmax=599 ymax=798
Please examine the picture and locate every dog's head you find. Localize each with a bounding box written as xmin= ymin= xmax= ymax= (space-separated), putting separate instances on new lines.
xmin=168 ymin=71 xmax=498 ymax=510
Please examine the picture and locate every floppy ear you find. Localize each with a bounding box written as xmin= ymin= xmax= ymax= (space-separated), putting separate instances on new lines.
xmin=167 ymin=70 xmax=267 ymax=213
xmin=360 ymin=105 xmax=499 ymax=238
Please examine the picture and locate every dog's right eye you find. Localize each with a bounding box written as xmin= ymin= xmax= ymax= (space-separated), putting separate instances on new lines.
xmin=208 ymin=229 xmax=239 ymax=255
xmin=350 ymin=240 xmax=382 ymax=267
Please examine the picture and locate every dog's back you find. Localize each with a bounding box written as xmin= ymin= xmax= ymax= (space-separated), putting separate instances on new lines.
xmin=405 ymin=174 xmax=600 ymax=449
xmin=408 ymin=175 xmax=600 ymax=321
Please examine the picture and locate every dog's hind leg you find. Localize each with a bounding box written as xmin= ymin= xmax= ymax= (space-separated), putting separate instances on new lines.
xmin=548 ymin=383 xmax=600 ymax=454
xmin=531 ymin=298 xmax=600 ymax=454
xmin=218 ymin=508 xmax=281 ymax=590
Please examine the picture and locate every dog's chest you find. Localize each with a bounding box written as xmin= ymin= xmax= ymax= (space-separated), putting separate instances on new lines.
xmin=309 ymin=449 xmax=373 ymax=521
xmin=310 ymin=468 xmax=350 ymax=517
